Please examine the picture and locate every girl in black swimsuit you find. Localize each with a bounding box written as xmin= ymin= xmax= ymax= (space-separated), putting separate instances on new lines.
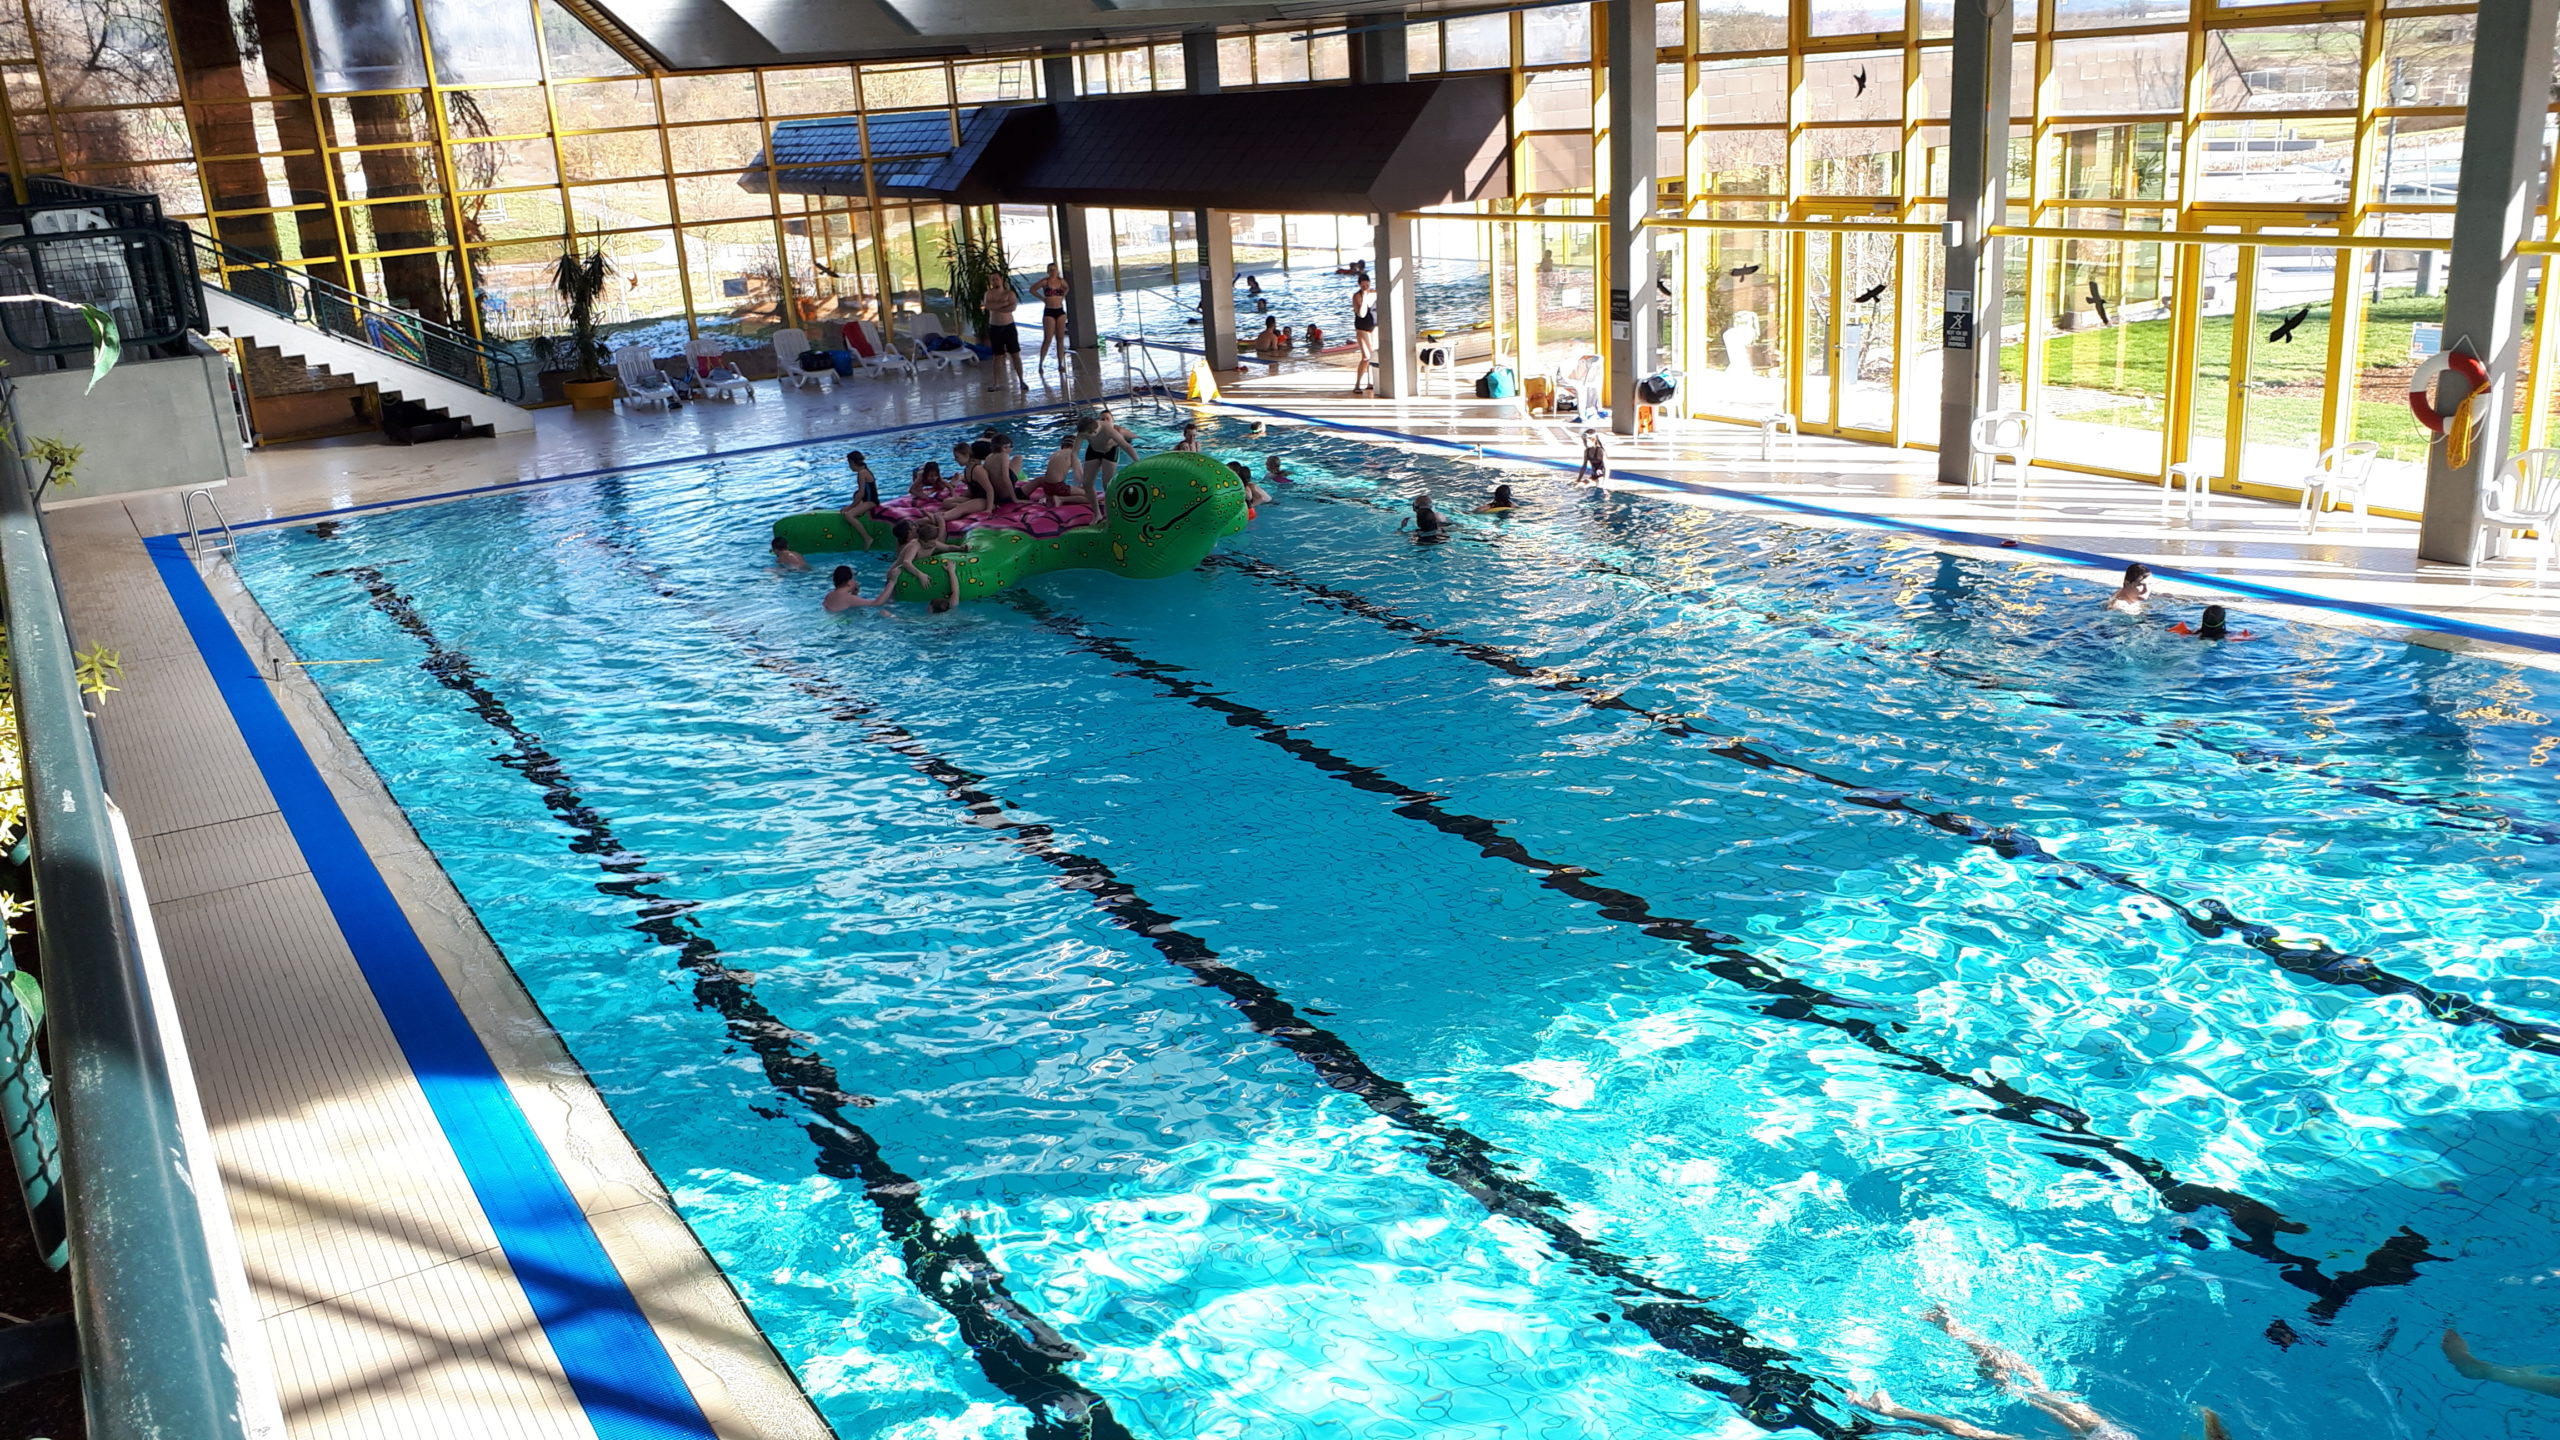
xmin=1035 ymin=262 xmax=1071 ymax=378
xmin=1352 ymin=275 xmax=1377 ymax=395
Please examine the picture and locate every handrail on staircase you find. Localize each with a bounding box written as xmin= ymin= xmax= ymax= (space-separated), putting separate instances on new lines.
xmin=184 ymin=231 xmax=533 ymax=409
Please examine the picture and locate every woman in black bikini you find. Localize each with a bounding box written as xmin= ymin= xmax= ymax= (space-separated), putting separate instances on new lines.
xmin=1352 ymin=273 xmax=1377 ymax=395
xmin=1034 ymin=262 xmax=1071 ymax=380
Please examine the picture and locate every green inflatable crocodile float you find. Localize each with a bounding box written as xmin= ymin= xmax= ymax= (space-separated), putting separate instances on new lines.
xmin=770 ymin=451 xmax=1248 ymax=603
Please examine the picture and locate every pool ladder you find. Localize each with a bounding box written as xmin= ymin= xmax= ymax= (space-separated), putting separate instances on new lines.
xmin=181 ymin=487 xmax=236 ymax=561
xmin=1113 ymin=338 xmax=1176 ymax=411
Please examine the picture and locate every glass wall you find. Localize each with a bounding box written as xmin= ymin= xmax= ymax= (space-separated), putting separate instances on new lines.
xmin=2 ymin=0 xmax=2548 ymax=496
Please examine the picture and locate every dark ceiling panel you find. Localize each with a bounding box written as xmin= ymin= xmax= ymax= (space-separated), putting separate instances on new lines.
xmin=745 ymin=77 xmax=1510 ymax=213
xmin=582 ymin=0 xmax=1457 ymax=67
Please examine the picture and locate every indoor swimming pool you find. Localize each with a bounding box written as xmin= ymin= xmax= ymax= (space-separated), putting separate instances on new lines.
xmin=221 ymin=414 xmax=2560 ymax=1440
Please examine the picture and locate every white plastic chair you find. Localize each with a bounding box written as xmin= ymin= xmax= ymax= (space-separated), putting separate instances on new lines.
xmin=1559 ymin=353 xmax=1605 ymax=421
xmin=905 ymin=314 xmax=977 ymax=373
xmin=2479 ymin=447 xmax=2560 ymax=582
xmin=2298 ymin=441 xmax=2382 ymax=533
xmin=849 ymin=320 xmax=915 ymax=379
xmin=611 ymin=344 xmax=673 ymax=412
xmin=1966 ymin=410 xmax=2034 ymax=496
xmin=773 ymin=327 xmax=833 ymax=392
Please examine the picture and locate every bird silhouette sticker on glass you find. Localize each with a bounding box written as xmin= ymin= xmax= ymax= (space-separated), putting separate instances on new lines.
xmin=2086 ymin=280 xmax=2110 ymax=326
xmin=1853 ymin=66 xmax=1869 ymax=96
xmin=2267 ymin=306 xmax=2311 ymax=344
xmin=1855 ymin=282 xmax=1887 ymax=305
xmin=1728 ymin=264 xmax=1761 ymax=279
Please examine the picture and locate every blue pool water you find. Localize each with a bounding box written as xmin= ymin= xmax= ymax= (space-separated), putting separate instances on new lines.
xmin=229 ymin=413 xmax=2560 ymax=1440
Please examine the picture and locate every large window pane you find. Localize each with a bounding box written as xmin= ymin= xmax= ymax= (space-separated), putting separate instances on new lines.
xmin=448 ymin=136 xmax=557 ymax=191
xmin=685 ymin=221 xmax=787 ymax=344
xmin=1700 ymin=0 xmax=1788 ymax=53
xmin=541 ymin=0 xmax=635 ymax=79
xmin=1527 ymin=133 xmax=1596 ymax=192
xmin=553 ymin=78 xmax=657 ymax=131
xmin=667 ymin=121 xmax=764 ymax=173
xmin=1702 ymin=127 xmax=1785 ymax=194
xmin=1522 ymin=6 xmax=1591 ymax=63
xmin=2349 ymin=246 xmax=2446 ymax=509
xmin=559 ymin=129 xmax=663 ymax=183
xmin=1810 ymin=0 xmax=1904 ymax=38
xmin=343 ymin=196 xmax=452 ymax=254
xmin=2374 ymin=114 xmax=2460 ymax=205
xmin=1522 ymin=70 xmax=1592 ymax=129
xmin=1443 ymin=13 xmax=1510 ymax=69
xmin=1254 ymin=33 xmax=1310 ymax=86
xmin=660 ymin=72 xmax=758 ymax=122
xmin=593 ymin=228 xmax=689 ymax=354
xmin=570 ymin=178 xmax=672 ymax=230
xmin=448 ymin=87 xmax=551 ymax=139
xmin=1806 ymin=50 xmax=1903 ymax=124
xmin=2381 ymin=15 xmax=2471 ymax=107
xmin=861 ymin=64 xmax=949 ymax=110
xmin=458 ymin=185 xmax=563 ymax=244
xmin=1701 ymin=57 xmax=1787 ymax=125
xmin=765 ymin=67 xmax=857 ymax=116
xmin=420 ymin=0 xmax=537 ymax=85
xmin=2055 ymin=0 xmax=2185 ymax=27
xmin=1694 ymin=228 xmax=1788 ymax=417
xmin=300 ymin=0 xmax=425 ymax=92
xmin=2049 ymin=33 xmax=2185 ymax=114
xmin=2037 ymin=236 xmax=2168 ymax=474
xmin=2237 ymin=244 xmax=2339 ymax=483
xmin=2208 ymin=23 xmax=2363 ymax=111
xmin=2194 ymin=118 xmax=2352 ymax=206
xmin=1804 ymin=126 xmax=1901 ymax=196
xmin=675 ymin=171 xmax=769 ymax=223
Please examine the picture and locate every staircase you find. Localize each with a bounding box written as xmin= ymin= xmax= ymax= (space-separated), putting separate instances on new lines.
xmin=190 ymin=232 xmax=534 ymax=438
xmin=201 ymin=287 xmax=531 ymax=438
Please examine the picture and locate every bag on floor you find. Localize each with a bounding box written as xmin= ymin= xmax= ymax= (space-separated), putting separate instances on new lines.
xmin=1637 ymin=372 xmax=1677 ymax=406
xmin=1475 ymin=366 xmax=1518 ymax=399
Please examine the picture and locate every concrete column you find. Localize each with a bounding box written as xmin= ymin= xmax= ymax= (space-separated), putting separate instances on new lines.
xmin=1057 ymin=206 xmax=1100 ymax=352
xmin=1352 ymin=9 xmax=1409 ymax=85
xmin=2418 ymin=0 xmax=2560 ymax=564
xmin=1605 ymin=0 xmax=1659 ymax=434
xmin=1176 ymin=29 xmax=1237 ymax=373
xmin=1183 ymin=28 xmax=1221 ymax=93
xmin=1935 ymin=0 xmax=2014 ymax=486
xmin=1375 ymin=213 xmax=1418 ymax=397
xmin=1198 ymin=211 xmax=1239 ymax=371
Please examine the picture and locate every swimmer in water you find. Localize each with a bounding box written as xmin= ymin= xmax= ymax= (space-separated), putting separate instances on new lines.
xmin=770 ymin=534 xmax=808 ymax=571
xmin=2443 ymin=1328 xmax=2560 ymax=1398
xmin=1398 ymin=493 xmax=1444 ymax=538
xmin=1575 ymin=429 xmax=1608 ymax=486
xmin=823 ymin=556 xmax=961 ymax=612
xmin=2169 ymin=604 xmax=2255 ymax=640
xmin=2104 ymin=562 xmax=2151 ymax=615
xmin=1225 ymin=460 xmax=1271 ymax=506
xmin=1262 ymin=453 xmax=1288 ymax=488
xmin=1851 ymin=1306 xmax=2142 ymax=1440
xmin=1175 ymin=420 xmax=1203 ymax=453
xmin=1473 ymin=484 xmax=1517 ymax=513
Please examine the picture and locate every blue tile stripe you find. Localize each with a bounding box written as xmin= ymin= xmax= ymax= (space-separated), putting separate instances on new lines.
xmin=144 ymin=534 xmax=720 ymax=1440
xmin=1216 ymin=398 xmax=2560 ymax=659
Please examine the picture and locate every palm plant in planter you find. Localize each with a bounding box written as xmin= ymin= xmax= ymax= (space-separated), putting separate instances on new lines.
xmin=551 ymin=245 xmax=618 ymax=410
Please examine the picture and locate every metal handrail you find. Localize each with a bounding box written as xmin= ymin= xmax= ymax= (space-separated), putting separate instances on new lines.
xmin=181 ymin=488 xmax=236 ymax=562
xmin=184 ymin=231 xmax=533 ymax=407
xmin=0 ymin=417 xmax=255 ymax=1438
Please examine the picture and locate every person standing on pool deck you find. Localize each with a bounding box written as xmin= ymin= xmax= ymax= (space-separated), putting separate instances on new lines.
xmin=2104 ymin=562 xmax=2151 ymax=615
xmin=1033 ymin=262 xmax=1072 ymax=381
xmin=1351 ymin=271 xmax=1378 ymax=394
xmin=981 ymin=270 xmax=1026 ymax=394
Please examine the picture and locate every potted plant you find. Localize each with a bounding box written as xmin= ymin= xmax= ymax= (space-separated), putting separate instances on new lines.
xmin=551 ymin=245 xmax=618 ymax=411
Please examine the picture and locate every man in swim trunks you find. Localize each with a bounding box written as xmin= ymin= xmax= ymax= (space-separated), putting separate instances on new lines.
xmin=1033 ymin=262 xmax=1072 ymax=382
xmin=982 ymin=271 xmax=1026 ymax=394
xmin=1043 ymin=429 xmax=1094 ymax=506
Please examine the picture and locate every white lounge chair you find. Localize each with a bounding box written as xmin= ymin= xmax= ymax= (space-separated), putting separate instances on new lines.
xmin=773 ymin=327 xmax=834 ymax=392
xmin=686 ymin=337 xmax=755 ymax=403
xmin=904 ymin=314 xmax=977 ymax=374
xmin=2479 ymin=447 xmax=2560 ymax=582
xmin=2298 ymin=441 xmax=2382 ymax=533
xmin=850 ymin=320 xmax=916 ymax=379
xmin=611 ymin=344 xmax=673 ymax=412
xmin=1966 ymin=410 xmax=2035 ymax=496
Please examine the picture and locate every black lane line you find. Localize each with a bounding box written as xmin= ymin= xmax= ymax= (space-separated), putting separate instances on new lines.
xmin=318 ymin=562 xmax=1138 ymax=1440
xmin=1293 ymin=482 xmax=2560 ymax=848
xmin=578 ymin=540 xmax=1866 ymax=1436
xmin=1008 ymin=592 xmax=2443 ymax=1324
xmin=1204 ymin=551 xmax=2560 ymax=1061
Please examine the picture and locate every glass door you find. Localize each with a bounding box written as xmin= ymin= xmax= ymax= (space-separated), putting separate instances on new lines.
xmin=1796 ymin=232 xmax=1895 ymax=441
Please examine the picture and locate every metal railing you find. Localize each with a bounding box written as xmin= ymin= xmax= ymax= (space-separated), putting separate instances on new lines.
xmin=187 ymin=230 xmax=533 ymax=407
xmin=0 ymin=418 xmax=258 ymax=1438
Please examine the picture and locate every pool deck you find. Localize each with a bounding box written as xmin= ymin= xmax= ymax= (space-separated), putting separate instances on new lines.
xmin=39 ymin=352 xmax=2560 ymax=1440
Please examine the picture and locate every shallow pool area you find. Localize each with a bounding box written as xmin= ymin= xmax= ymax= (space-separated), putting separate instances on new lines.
xmin=227 ymin=414 xmax=2560 ymax=1440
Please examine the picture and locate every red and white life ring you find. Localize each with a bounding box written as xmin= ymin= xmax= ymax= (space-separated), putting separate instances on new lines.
xmin=2409 ymin=348 xmax=2489 ymax=437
